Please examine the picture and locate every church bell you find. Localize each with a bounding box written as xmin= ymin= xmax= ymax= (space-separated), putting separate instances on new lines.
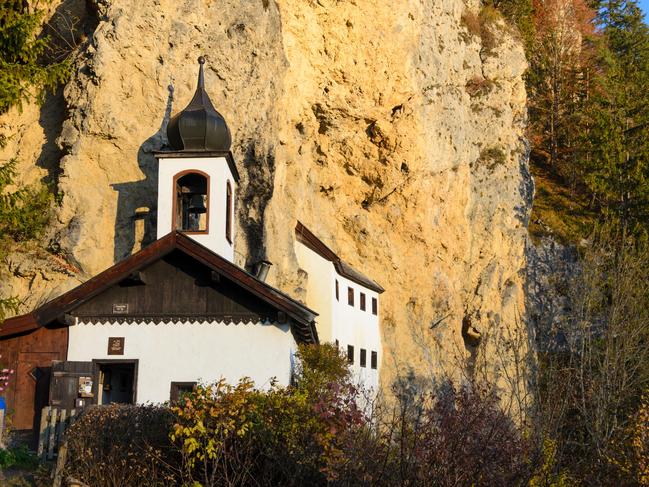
xmin=188 ymin=194 xmax=207 ymax=214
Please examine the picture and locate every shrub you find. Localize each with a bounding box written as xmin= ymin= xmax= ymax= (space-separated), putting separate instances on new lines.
xmin=170 ymin=344 xmax=363 ymax=486
xmin=336 ymin=381 xmax=534 ymax=486
xmin=0 ymin=159 xmax=53 ymax=245
xmin=0 ymin=445 xmax=38 ymax=470
xmin=474 ymin=146 xmax=507 ymax=171
xmin=64 ymin=404 xmax=180 ymax=487
xmin=60 ymin=348 xmax=540 ymax=486
xmin=170 ymin=378 xmax=261 ymax=486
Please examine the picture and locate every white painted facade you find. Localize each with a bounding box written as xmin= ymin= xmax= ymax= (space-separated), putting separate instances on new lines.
xmin=156 ymin=156 xmax=236 ymax=262
xmin=294 ymin=242 xmax=381 ymax=394
xmin=67 ymin=320 xmax=296 ymax=403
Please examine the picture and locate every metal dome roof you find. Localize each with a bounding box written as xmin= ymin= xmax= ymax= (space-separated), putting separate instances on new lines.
xmin=166 ymin=56 xmax=232 ymax=152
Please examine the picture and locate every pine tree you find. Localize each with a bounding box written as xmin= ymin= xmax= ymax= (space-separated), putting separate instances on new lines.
xmin=0 ymin=0 xmax=69 ymax=116
xmin=579 ymin=0 xmax=649 ymax=233
xmin=0 ymin=1 xmax=67 ymax=320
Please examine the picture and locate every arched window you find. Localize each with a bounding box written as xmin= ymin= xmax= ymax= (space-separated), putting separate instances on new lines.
xmin=173 ymin=171 xmax=209 ymax=233
xmin=225 ymin=181 xmax=232 ymax=243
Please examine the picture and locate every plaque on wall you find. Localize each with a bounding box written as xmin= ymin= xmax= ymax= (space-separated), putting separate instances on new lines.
xmin=107 ymin=337 xmax=125 ymax=355
xmin=112 ymin=303 xmax=129 ymax=314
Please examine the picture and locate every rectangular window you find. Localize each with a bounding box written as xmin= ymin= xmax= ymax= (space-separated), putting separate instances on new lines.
xmin=170 ymin=381 xmax=196 ymax=403
xmin=360 ymin=293 xmax=366 ymax=311
xmin=335 ymin=280 xmax=339 ymax=301
xmin=347 ymin=345 xmax=354 ymax=364
xmin=372 ymin=297 xmax=378 ymax=315
xmin=371 ymin=351 xmax=378 ymax=369
xmin=360 ymin=349 xmax=367 ymax=368
xmin=348 ymin=287 xmax=354 ymax=306
xmin=335 ymin=339 xmax=339 ymax=349
xmin=225 ymin=182 xmax=233 ymax=243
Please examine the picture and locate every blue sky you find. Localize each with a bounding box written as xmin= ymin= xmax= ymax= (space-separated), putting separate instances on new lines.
xmin=639 ymin=0 xmax=649 ymax=21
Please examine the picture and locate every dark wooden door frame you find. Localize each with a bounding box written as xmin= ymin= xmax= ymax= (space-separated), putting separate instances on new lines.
xmin=91 ymin=359 xmax=139 ymax=405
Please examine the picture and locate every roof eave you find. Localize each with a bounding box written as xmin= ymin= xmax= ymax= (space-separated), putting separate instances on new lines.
xmin=153 ymin=150 xmax=240 ymax=183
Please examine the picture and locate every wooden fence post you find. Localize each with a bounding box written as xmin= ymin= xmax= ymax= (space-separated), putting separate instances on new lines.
xmin=0 ymin=409 xmax=5 ymax=448
xmin=47 ymin=407 xmax=58 ymax=460
xmin=52 ymin=440 xmax=68 ymax=487
xmin=38 ymin=406 xmax=50 ymax=460
xmin=55 ymin=409 xmax=67 ymax=449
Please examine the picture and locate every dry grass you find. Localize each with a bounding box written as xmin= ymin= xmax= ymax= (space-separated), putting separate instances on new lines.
xmin=528 ymin=154 xmax=597 ymax=244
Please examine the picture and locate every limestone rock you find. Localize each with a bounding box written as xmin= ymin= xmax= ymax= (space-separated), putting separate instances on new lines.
xmin=0 ymin=0 xmax=532 ymax=399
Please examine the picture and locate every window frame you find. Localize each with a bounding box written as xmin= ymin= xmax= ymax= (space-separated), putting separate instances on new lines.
xmin=170 ymin=381 xmax=197 ymax=403
xmin=225 ymin=180 xmax=233 ymax=244
xmin=360 ymin=348 xmax=367 ymax=368
xmin=347 ymin=345 xmax=354 ymax=364
xmin=172 ymin=170 xmax=210 ymax=235
xmin=371 ymin=351 xmax=378 ymax=369
xmin=372 ymin=297 xmax=378 ymax=315
xmin=360 ymin=292 xmax=366 ymax=311
xmin=348 ymin=287 xmax=354 ymax=307
xmin=335 ymin=279 xmax=339 ymax=301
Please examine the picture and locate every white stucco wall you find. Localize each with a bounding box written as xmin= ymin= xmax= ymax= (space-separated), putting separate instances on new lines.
xmin=156 ymin=156 xmax=236 ymax=261
xmin=294 ymin=241 xmax=382 ymax=394
xmin=294 ymin=243 xmax=335 ymax=342
xmin=67 ymin=320 xmax=295 ymax=403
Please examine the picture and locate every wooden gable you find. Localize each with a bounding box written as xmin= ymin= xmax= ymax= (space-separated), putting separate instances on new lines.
xmin=1 ymin=232 xmax=318 ymax=344
xmin=73 ymin=250 xmax=277 ymax=323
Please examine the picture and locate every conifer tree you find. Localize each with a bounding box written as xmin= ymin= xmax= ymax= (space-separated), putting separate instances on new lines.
xmin=0 ymin=1 xmax=67 ymax=320
xmin=579 ymin=0 xmax=649 ymax=232
xmin=0 ymin=0 xmax=69 ymax=115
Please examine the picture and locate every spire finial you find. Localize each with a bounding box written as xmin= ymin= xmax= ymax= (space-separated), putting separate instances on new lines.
xmin=197 ymin=56 xmax=205 ymax=88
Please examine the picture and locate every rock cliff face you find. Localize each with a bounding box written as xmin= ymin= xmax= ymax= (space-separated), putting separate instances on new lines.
xmin=1 ymin=0 xmax=531 ymax=399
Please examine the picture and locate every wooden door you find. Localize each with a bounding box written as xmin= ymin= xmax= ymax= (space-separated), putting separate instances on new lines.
xmin=50 ymin=361 xmax=95 ymax=410
xmin=13 ymin=352 xmax=60 ymax=430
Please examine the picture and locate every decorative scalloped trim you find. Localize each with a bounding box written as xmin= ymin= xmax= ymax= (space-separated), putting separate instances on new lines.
xmin=78 ymin=315 xmax=273 ymax=325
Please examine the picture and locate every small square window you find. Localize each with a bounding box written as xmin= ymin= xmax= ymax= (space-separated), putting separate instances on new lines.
xmin=335 ymin=280 xmax=339 ymax=301
xmin=170 ymin=381 xmax=196 ymax=403
xmin=360 ymin=349 xmax=367 ymax=368
xmin=371 ymin=351 xmax=378 ymax=369
xmin=360 ymin=293 xmax=366 ymax=311
xmin=348 ymin=287 xmax=354 ymax=306
xmin=372 ymin=297 xmax=378 ymax=315
xmin=347 ymin=345 xmax=354 ymax=364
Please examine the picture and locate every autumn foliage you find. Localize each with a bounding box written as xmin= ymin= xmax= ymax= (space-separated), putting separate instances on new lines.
xmin=62 ymin=345 xmax=540 ymax=487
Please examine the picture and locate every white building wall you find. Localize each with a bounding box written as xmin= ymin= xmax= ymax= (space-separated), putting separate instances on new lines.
xmin=156 ymin=156 xmax=236 ymax=262
xmin=294 ymin=241 xmax=381 ymax=395
xmin=332 ymin=274 xmax=381 ymax=394
xmin=67 ymin=320 xmax=295 ymax=403
xmin=294 ymin=243 xmax=335 ymax=342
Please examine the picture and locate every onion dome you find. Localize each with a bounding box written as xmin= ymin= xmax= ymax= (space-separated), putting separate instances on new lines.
xmin=166 ymin=56 xmax=232 ymax=152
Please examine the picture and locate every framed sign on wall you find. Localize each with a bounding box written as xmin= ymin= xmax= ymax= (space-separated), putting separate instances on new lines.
xmin=107 ymin=337 xmax=125 ymax=355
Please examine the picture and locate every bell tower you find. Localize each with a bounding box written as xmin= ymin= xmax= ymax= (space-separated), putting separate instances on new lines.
xmin=155 ymin=57 xmax=239 ymax=262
